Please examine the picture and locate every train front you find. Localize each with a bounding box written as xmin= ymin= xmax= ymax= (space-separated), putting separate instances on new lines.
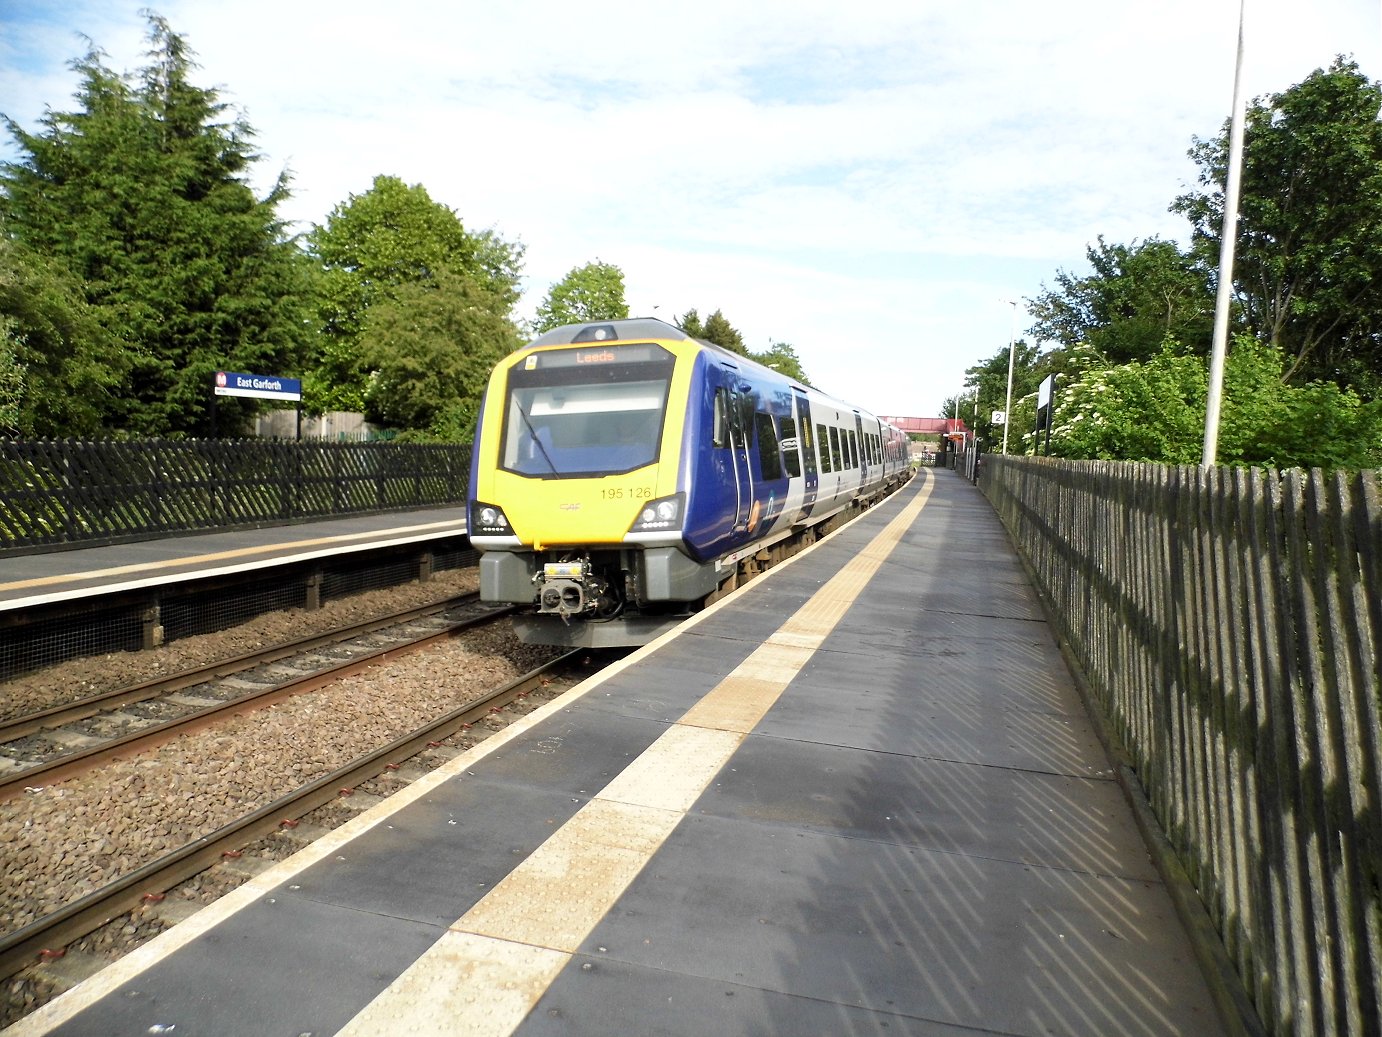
xmin=467 ymin=319 xmax=699 ymax=647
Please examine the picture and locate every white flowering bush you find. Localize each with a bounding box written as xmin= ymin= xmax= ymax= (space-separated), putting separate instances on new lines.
xmin=1044 ymin=337 xmax=1382 ymax=468
xmin=1046 ymin=344 xmax=1205 ymax=462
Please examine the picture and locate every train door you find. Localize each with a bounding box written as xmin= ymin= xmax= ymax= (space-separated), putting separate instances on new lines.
xmin=793 ymin=389 xmax=818 ymax=519
xmin=714 ymin=367 xmax=754 ymax=532
xmin=854 ymin=412 xmax=868 ymax=490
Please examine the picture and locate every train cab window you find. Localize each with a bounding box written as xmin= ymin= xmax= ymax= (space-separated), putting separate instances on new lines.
xmin=499 ymin=343 xmax=675 ymax=477
xmin=754 ymin=412 xmax=783 ymax=480
xmin=713 ymin=388 xmax=729 ymax=448
xmin=816 ymin=423 xmax=832 ymax=472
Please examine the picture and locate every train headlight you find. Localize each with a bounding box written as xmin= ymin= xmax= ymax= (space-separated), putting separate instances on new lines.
xmin=630 ymin=493 xmax=684 ymax=533
xmin=471 ymin=501 xmax=512 ymax=535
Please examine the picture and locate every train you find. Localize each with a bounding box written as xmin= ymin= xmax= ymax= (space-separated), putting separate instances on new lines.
xmin=466 ymin=317 xmax=912 ymax=647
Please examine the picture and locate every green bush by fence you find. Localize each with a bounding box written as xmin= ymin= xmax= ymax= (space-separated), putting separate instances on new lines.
xmin=0 ymin=438 xmax=471 ymax=554
xmin=982 ymin=456 xmax=1380 ymax=1036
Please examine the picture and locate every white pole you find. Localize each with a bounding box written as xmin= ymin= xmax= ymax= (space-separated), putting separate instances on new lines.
xmin=1202 ymin=0 xmax=1247 ymax=468
xmin=1001 ymin=300 xmax=1018 ymax=454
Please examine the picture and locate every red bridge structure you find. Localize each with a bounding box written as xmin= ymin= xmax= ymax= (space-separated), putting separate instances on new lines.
xmin=879 ymin=416 xmax=969 ymax=442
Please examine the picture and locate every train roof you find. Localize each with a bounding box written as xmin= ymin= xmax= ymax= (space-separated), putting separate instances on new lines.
xmin=528 ymin=317 xmax=689 ymax=347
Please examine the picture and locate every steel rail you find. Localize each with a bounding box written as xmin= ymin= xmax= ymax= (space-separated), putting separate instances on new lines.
xmin=0 ymin=603 xmax=516 ymax=801
xmin=0 ymin=593 xmax=485 ymax=744
xmin=0 ymin=649 xmax=581 ymax=983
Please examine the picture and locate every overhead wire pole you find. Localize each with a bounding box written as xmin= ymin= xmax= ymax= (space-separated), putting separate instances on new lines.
xmin=1202 ymin=0 xmax=1248 ymax=468
xmin=1001 ymin=299 xmax=1018 ymax=454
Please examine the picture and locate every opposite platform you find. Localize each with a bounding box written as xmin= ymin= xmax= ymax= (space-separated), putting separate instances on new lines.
xmin=0 ymin=506 xmax=468 ymax=613
xmin=10 ymin=470 xmax=1229 ymax=1037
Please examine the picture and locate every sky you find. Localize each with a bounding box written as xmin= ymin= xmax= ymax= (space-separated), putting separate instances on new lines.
xmin=1 ymin=1 xmax=1379 ymax=417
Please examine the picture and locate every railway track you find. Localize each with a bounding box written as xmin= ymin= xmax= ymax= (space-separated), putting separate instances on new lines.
xmin=0 ymin=593 xmax=512 ymax=799
xmin=0 ymin=649 xmax=591 ymax=986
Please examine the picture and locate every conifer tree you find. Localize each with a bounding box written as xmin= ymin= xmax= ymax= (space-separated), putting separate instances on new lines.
xmin=0 ymin=14 xmax=314 ymax=436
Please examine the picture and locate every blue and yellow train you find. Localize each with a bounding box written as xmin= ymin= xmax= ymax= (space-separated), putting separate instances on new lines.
xmin=467 ymin=317 xmax=911 ymax=646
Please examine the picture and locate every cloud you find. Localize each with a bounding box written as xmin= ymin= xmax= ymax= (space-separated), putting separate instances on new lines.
xmin=2 ymin=0 xmax=1378 ymax=415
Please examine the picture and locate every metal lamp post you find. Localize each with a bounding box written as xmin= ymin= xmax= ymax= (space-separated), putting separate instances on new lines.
xmin=1001 ymin=300 xmax=1018 ymax=454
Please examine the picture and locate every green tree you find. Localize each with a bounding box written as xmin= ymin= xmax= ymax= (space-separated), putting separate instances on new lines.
xmin=0 ymin=236 xmax=127 ymax=436
xmin=359 ymin=270 xmax=520 ymax=440
xmin=0 ymin=14 xmax=314 ymax=437
xmin=531 ymin=260 xmax=628 ymax=334
xmin=700 ymin=309 xmax=748 ymax=356
xmin=1173 ymin=57 xmax=1382 ymax=393
xmin=0 ymin=320 xmax=24 ymax=436
xmin=677 ymin=307 xmax=803 ymax=375
xmin=963 ymin=338 xmax=1043 ymax=453
xmin=1028 ymin=236 xmax=1216 ymax=362
xmin=1045 ymin=345 xmax=1206 ymax=462
xmin=306 ymin=174 xmax=522 ymax=413
xmin=1046 ymin=337 xmax=1382 ymax=468
xmin=749 ymin=339 xmax=810 ymax=383
xmin=676 ymin=308 xmax=705 ymax=338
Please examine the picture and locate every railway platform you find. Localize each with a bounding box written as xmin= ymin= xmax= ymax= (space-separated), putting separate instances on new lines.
xmin=0 ymin=507 xmax=468 ymax=614
xmin=7 ymin=469 xmax=1234 ymax=1036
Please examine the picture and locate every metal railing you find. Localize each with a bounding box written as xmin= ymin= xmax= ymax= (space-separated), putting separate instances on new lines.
xmin=0 ymin=438 xmax=471 ymax=554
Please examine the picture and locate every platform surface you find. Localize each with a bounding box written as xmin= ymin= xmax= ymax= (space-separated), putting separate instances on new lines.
xmin=0 ymin=506 xmax=468 ymax=612
xmin=12 ymin=471 xmax=1230 ymax=1037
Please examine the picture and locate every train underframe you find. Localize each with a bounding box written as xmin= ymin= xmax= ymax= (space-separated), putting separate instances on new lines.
xmin=482 ymin=496 xmax=881 ymax=649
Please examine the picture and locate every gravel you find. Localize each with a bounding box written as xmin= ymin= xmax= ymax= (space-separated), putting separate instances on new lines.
xmin=2 ymin=567 xmax=484 ymax=720
xmin=0 ymin=568 xmax=564 ymax=939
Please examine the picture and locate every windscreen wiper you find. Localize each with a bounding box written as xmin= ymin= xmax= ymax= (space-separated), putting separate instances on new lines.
xmin=516 ymin=404 xmax=559 ymax=474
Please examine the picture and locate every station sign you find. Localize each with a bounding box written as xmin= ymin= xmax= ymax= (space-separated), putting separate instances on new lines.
xmin=214 ymin=371 xmax=302 ymax=401
xmin=991 ymin=409 xmax=1008 ymax=426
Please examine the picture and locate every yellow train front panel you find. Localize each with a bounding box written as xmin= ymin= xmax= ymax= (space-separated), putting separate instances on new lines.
xmin=470 ymin=335 xmax=697 ymax=551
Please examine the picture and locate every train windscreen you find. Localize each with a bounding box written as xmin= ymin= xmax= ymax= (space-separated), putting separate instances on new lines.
xmin=499 ymin=344 xmax=676 ymax=477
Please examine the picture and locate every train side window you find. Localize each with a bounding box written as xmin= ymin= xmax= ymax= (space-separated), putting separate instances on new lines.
xmin=713 ymin=387 xmax=729 ymax=447
xmin=816 ymin=423 xmax=832 ymax=472
xmin=779 ymin=416 xmax=801 ymax=478
xmin=737 ymin=393 xmax=754 ymax=434
xmin=755 ymin=412 xmax=783 ymax=480
xmin=829 ymin=426 xmax=842 ymax=471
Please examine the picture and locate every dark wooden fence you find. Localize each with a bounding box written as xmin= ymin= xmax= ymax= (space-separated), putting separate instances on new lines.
xmin=981 ymin=456 xmax=1380 ymax=1036
xmin=0 ymin=438 xmax=471 ymax=554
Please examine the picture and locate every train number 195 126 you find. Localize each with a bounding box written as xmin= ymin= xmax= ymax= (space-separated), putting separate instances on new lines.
xmin=601 ymin=485 xmax=654 ymax=500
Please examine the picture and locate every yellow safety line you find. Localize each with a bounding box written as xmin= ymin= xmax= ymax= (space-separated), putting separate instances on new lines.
xmin=337 ymin=473 xmax=935 ymax=1036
